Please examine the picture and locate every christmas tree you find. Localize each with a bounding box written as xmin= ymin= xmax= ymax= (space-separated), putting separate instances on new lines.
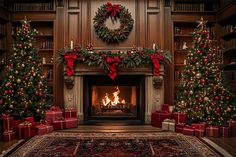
xmin=175 ymin=18 xmax=236 ymax=126
xmin=0 ymin=18 xmax=52 ymax=121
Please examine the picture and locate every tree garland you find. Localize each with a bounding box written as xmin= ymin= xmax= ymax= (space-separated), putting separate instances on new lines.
xmin=93 ymin=2 xmax=134 ymax=44
xmin=58 ymin=44 xmax=171 ymax=80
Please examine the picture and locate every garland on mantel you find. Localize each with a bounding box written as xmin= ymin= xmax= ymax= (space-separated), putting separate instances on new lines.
xmin=58 ymin=44 xmax=171 ymax=80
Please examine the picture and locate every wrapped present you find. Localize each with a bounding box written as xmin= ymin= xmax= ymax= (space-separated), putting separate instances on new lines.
xmin=3 ymin=130 xmax=16 ymax=142
xmin=162 ymin=119 xmax=175 ymax=132
xmin=1 ymin=114 xmax=14 ymax=131
xmin=231 ymin=122 xmax=236 ymax=137
xmin=25 ymin=117 xmax=35 ymax=125
xmin=206 ymin=126 xmax=219 ymax=138
xmin=35 ymin=124 xmax=53 ymax=135
xmin=195 ymin=129 xmax=205 ymax=137
xmin=151 ymin=111 xmax=171 ymax=128
xmin=15 ymin=121 xmax=35 ymax=139
xmin=161 ymin=104 xmax=169 ymax=112
xmin=14 ymin=119 xmax=22 ymax=127
xmin=175 ymin=123 xmax=186 ymax=133
xmin=220 ymin=127 xmax=230 ymax=138
xmin=171 ymin=112 xmax=186 ymax=124
xmin=183 ymin=126 xmax=195 ymax=136
xmin=45 ymin=106 xmax=63 ymax=124
xmin=53 ymin=119 xmax=65 ymax=130
xmin=64 ymin=109 xmax=77 ymax=118
xmin=64 ymin=118 xmax=78 ymax=129
xmin=191 ymin=123 xmax=206 ymax=130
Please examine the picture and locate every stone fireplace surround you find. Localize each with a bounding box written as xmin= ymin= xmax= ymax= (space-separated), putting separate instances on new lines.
xmin=64 ymin=64 xmax=164 ymax=124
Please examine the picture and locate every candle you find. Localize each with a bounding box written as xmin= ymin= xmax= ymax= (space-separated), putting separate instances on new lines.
xmin=153 ymin=43 xmax=156 ymax=50
xmin=70 ymin=40 xmax=73 ymax=49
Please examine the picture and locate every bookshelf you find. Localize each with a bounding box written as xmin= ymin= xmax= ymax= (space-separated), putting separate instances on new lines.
xmin=171 ymin=0 xmax=218 ymax=12
xmin=217 ymin=1 xmax=236 ymax=97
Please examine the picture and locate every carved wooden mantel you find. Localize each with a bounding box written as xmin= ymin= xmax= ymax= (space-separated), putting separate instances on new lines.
xmin=64 ymin=64 xmax=165 ymax=124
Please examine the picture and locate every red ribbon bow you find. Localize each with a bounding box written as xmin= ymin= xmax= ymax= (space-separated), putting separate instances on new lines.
xmin=150 ymin=53 xmax=163 ymax=76
xmin=64 ymin=54 xmax=77 ymax=77
xmin=106 ymin=56 xmax=120 ymax=80
xmin=106 ymin=2 xmax=120 ymax=17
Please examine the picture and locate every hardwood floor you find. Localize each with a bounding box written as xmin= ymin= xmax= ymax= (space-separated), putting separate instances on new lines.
xmin=0 ymin=125 xmax=236 ymax=157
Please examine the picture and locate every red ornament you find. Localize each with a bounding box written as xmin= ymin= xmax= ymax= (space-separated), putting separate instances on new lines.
xmin=215 ymin=96 xmax=219 ymax=100
xmin=204 ymin=58 xmax=208 ymax=63
xmin=211 ymin=102 xmax=215 ymax=107
xmin=226 ymin=96 xmax=230 ymax=100
xmin=18 ymin=44 xmax=23 ymax=49
xmin=197 ymin=50 xmax=201 ymax=54
xmin=198 ymin=98 xmax=202 ymax=103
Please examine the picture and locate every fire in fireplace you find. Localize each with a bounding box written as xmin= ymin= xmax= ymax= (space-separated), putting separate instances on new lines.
xmin=83 ymin=75 xmax=145 ymax=124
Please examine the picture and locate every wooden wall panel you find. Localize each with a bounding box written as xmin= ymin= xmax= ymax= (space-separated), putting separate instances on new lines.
xmin=68 ymin=13 xmax=79 ymax=43
xmin=147 ymin=0 xmax=159 ymax=9
xmin=147 ymin=13 xmax=160 ymax=48
xmin=68 ymin=0 xmax=80 ymax=9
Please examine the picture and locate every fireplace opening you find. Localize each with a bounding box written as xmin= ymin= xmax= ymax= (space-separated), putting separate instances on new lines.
xmin=83 ymin=75 xmax=145 ymax=124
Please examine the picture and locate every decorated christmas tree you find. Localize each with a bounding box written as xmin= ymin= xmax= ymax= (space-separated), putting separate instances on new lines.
xmin=0 ymin=18 xmax=52 ymax=121
xmin=175 ymin=18 xmax=236 ymax=126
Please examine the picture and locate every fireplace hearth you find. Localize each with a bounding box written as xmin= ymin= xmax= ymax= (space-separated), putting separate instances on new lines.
xmin=63 ymin=64 xmax=164 ymax=124
xmin=83 ymin=75 xmax=145 ymax=124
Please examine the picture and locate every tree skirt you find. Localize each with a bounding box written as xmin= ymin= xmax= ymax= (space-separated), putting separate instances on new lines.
xmin=6 ymin=132 xmax=223 ymax=157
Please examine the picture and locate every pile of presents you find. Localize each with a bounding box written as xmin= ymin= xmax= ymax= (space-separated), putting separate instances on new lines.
xmin=1 ymin=106 xmax=78 ymax=142
xmin=151 ymin=104 xmax=236 ymax=138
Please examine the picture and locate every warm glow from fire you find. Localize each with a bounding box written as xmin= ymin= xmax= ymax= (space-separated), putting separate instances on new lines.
xmin=102 ymin=87 xmax=126 ymax=106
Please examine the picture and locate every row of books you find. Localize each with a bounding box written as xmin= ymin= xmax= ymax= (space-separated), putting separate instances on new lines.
xmin=40 ymin=41 xmax=53 ymax=49
xmin=173 ymin=3 xmax=205 ymax=12
xmin=221 ymin=25 xmax=236 ymax=36
xmin=0 ymin=39 xmax=6 ymax=50
xmin=0 ymin=24 xmax=6 ymax=36
xmin=12 ymin=2 xmax=54 ymax=11
xmin=222 ymin=38 xmax=236 ymax=50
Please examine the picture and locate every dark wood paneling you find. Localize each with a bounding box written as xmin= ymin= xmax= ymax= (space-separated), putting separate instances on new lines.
xmin=68 ymin=13 xmax=80 ymax=43
xmin=68 ymin=0 xmax=80 ymax=9
xmin=147 ymin=0 xmax=159 ymax=9
xmin=147 ymin=13 xmax=160 ymax=48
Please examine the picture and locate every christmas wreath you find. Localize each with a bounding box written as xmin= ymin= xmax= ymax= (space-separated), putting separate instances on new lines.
xmin=93 ymin=2 xmax=134 ymax=44
xmin=58 ymin=44 xmax=171 ymax=80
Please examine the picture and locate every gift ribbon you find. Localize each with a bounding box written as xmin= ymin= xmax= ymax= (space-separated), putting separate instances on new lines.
xmin=60 ymin=120 xmax=63 ymax=129
xmin=106 ymin=2 xmax=120 ymax=17
xmin=210 ymin=126 xmax=213 ymax=136
xmin=64 ymin=53 xmax=77 ymax=77
xmin=150 ymin=53 xmax=163 ymax=76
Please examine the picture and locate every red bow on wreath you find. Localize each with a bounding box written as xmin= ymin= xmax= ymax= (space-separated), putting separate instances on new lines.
xmin=106 ymin=2 xmax=120 ymax=17
xmin=107 ymin=56 xmax=120 ymax=80
xmin=150 ymin=53 xmax=163 ymax=76
xmin=64 ymin=53 xmax=77 ymax=77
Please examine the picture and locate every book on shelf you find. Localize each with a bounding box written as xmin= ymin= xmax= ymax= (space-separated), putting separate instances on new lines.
xmin=173 ymin=2 xmax=205 ymax=12
xmin=12 ymin=2 xmax=53 ymax=11
xmin=41 ymin=41 xmax=53 ymax=49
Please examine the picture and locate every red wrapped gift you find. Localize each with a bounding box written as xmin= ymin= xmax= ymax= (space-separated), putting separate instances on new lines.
xmin=1 ymin=115 xmax=14 ymax=131
xmin=195 ymin=129 xmax=205 ymax=137
xmin=64 ymin=118 xmax=78 ymax=129
xmin=53 ymin=119 xmax=65 ymax=130
xmin=161 ymin=104 xmax=169 ymax=112
xmin=14 ymin=119 xmax=22 ymax=127
xmin=3 ymin=130 xmax=16 ymax=142
xmin=25 ymin=117 xmax=35 ymax=125
xmin=171 ymin=112 xmax=186 ymax=124
xmin=64 ymin=109 xmax=77 ymax=118
xmin=231 ymin=122 xmax=236 ymax=137
xmin=175 ymin=123 xmax=186 ymax=133
xmin=191 ymin=123 xmax=206 ymax=130
xmin=35 ymin=124 xmax=53 ymax=135
xmin=15 ymin=121 xmax=36 ymax=139
xmin=151 ymin=111 xmax=171 ymax=128
xmin=220 ymin=127 xmax=230 ymax=138
xmin=206 ymin=126 xmax=219 ymax=138
xmin=45 ymin=107 xmax=63 ymax=124
xmin=183 ymin=126 xmax=195 ymax=136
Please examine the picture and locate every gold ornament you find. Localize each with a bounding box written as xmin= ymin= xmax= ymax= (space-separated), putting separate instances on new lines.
xmin=36 ymin=109 xmax=40 ymax=113
xmin=9 ymin=104 xmax=14 ymax=108
xmin=17 ymin=79 xmax=21 ymax=83
xmin=189 ymin=90 xmax=193 ymax=94
xmin=196 ymin=73 xmax=201 ymax=79
xmin=204 ymin=97 xmax=209 ymax=101
xmin=196 ymin=62 xmax=200 ymax=67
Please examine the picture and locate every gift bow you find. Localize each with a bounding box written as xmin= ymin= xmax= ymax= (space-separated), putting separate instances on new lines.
xmin=150 ymin=53 xmax=163 ymax=76
xmin=64 ymin=54 xmax=77 ymax=77
xmin=107 ymin=57 xmax=120 ymax=80
xmin=106 ymin=2 xmax=120 ymax=17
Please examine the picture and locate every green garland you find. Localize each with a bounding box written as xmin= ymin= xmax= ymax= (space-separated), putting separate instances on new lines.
xmin=58 ymin=45 xmax=171 ymax=78
xmin=93 ymin=2 xmax=134 ymax=44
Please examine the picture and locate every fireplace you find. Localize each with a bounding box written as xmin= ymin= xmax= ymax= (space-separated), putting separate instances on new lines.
xmin=83 ymin=75 xmax=145 ymax=124
xmin=63 ymin=64 xmax=165 ymax=124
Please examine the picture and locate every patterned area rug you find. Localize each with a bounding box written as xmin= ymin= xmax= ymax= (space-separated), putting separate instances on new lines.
xmin=5 ymin=132 xmax=223 ymax=157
